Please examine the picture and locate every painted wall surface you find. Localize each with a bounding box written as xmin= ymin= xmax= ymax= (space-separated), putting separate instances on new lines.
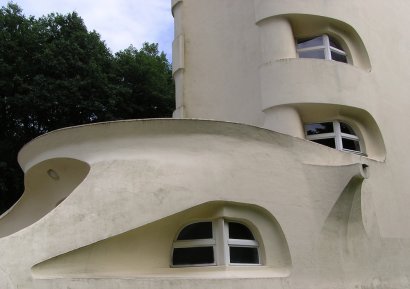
xmin=1 ymin=0 xmax=410 ymax=288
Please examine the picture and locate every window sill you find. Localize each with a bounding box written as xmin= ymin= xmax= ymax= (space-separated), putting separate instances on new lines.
xmin=33 ymin=266 xmax=291 ymax=280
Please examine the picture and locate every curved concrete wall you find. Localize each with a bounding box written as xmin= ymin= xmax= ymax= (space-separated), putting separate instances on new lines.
xmin=0 ymin=158 xmax=90 ymax=238
xmin=171 ymin=0 xmax=396 ymax=154
xmin=32 ymin=201 xmax=292 ymax=278
xmin=0 ymin=119 xmax=407 ymax=288
xmin=2 ymin=0 xmax=410 ymax=288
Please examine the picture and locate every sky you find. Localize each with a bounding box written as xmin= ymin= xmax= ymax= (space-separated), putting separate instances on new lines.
xmin=2 ymin=0 xmax=174 ymax=59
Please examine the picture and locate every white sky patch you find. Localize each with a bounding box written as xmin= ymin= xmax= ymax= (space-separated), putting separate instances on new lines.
xmin=4 ymin=0 xmax=174 ymax=59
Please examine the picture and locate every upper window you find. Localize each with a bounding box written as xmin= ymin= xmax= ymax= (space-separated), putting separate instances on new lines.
xmin=305 ymin=121 xmax=362 ymax=154
xmin=172 ymin=219 xmax=260 ymax=267
xmin=297 ymin=34 xmax=348 ymax=63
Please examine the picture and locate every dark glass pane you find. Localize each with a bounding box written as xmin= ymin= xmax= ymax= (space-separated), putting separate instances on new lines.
xmin=312 ymin=138 xmax=336 ymax=148
xmin=298 ymin=49 xmax=326 ymax=59
xmin=177 ymin=222 xmax=213 ymax=240
xmin=340 ymin=122 xmax=356 ymax=135
xmin=297 ymin=36 xmax=323 ymax=49
xmin=229 ymin=222 xmax=255 ymax=240
xmin=229 ymin=247 xmax=259 ymax=264
xmin=342 ymin=138 xmax=361 ymax=152
xmin=328 ymin=36 xmax=344 ymax=50
xmin=331 ymin=51 xmax=347 ymax=63
xmin=173 ymin=247 xmax=214 ymax=265
xmin=305 ymin=122 xmax=334 ymax=135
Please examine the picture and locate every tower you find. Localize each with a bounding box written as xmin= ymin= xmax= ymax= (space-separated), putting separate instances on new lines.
xmin=1 ymin=1 xmax=410 ymax=288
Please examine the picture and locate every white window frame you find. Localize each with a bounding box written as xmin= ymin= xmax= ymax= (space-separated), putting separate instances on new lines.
xmin=223 ymin=220 xmax=260 ymax=266
xmin=304 ymin=120 xmax=362 ymax=154
xmin=171 ymin=219 xmax=260 ymax=267
xmin=297 ymin=34 xmax=347 ymax=62
xmin=171 ymin=221 xmax=217 ymax=267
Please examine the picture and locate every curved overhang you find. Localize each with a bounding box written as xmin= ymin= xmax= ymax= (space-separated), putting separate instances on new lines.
xmin=10 ymin=119 xmax=374 ymax=239
xmin=18 ymin=119 xmax=370 ymax=173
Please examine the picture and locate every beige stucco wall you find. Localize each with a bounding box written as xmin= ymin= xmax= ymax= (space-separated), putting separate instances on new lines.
xmin=0 ymin=119 xmax=397 ymax=289
xmin=1 ymin=0 xmax=410 ymax=288
xmin=0 ymin=118 xmax=407 ymax=289
xmin=172 ymin=0 xmax=410 ymax=238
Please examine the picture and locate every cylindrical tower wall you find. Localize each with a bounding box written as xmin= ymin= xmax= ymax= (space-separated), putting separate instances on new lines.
xmin=258 ymin=17 xmax=297 ymax=63
xmin=258 ymin=17 xmax=302 ymax=136
xmin=171 ymin=0 xmax=185 ymax=117
xmin=262 ymin=106 xmax=304 ymax=138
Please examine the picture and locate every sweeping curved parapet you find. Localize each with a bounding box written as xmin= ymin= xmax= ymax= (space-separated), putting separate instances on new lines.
xmin=0 ymin=158 xmax=90 ymax=238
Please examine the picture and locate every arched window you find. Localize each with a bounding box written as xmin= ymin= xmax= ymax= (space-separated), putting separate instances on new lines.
xmin=172 ymin=221 xmax=215 ymax=266
xmin=305 ymin=121 xmax=362 ymax=153
xmin=172 ymin=219 xmax=260 ymax=267
xmin=297 ymin=34 xmax=348 ymax=63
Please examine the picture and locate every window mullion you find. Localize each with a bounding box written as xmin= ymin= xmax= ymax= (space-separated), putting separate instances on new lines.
xmin=306 ymin=132 xmax=336 ymax=140
xmin=329 ymin=47 xmax=346 ymax=55
xmin=340 ymin=133 xmax=359 ymax=140
xmin=334 ymin=121 xmax=343 ymax=150
xmin=173 ymin=239 xmax=216 ymax=248
xmin=297 ymin=45 xmax=326 ymax=52
xmin=323 ymin=35 xmax=331 ymax=60
xmin=228 ymin=239 xmax=259 ymax=247
xmin=215 ymin=219 xmax=228 ymax=265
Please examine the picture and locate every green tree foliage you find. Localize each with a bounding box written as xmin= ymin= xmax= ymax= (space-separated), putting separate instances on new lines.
xmin=113 ymin=43 xmax=174 ymax=119
xmin=0 ymin=3 xmax=175 ymax=214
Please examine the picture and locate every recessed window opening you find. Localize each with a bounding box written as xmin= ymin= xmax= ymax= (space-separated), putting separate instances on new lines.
xmin=297 ymin=34 xmax=348 ymax=63
xmin=172 ymin=220 xmax=260 ymax=267
xmin=305 ymin=121 xmax=362 ymax=154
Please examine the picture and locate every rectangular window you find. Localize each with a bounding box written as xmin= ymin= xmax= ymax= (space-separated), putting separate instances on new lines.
xmin=229 ymin=247 xmax=259 ymax=264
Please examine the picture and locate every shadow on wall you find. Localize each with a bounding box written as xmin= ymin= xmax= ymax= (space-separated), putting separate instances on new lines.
xmin=0 ymin=158 xmax=90 ymax=238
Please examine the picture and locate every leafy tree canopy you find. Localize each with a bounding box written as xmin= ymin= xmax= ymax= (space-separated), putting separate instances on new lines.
xmin=0 ymin=2 xmax=175 ymax=214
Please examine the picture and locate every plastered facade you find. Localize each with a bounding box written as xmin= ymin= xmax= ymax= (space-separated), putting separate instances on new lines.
xmin=1 ymin=0 xmax=410 ymax=288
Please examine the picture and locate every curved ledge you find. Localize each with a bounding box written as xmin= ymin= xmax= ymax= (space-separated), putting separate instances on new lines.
xmin=18 ymin=119 xmax=371 ymax=173
xmin=0 ymin=158 xmax=90 ymax=238
xmin=260 ymin=58 xmax=375 ymax=111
